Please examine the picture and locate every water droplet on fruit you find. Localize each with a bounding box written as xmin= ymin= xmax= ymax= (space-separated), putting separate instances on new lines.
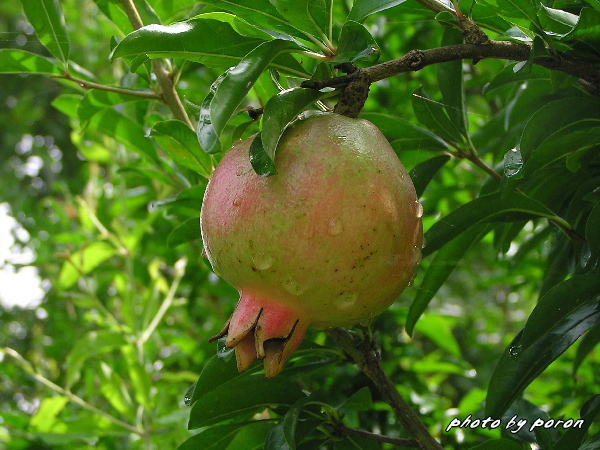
xmin=252 ymin=254 xmax=273 ymax=271
xmin=283 ymin=278 xmax=304 ymax=296
xmin=328 ymin=218 xmax=343 ymax=235
xmin=335 ymin=292 xmax=357 ymax=310
xmin=415 ymin=201 xmax=423 ymax=218
xmin=508 ymin=344 xmax=523 ymax=358
xmin=412 ymin=246 xmax=422 ymax=266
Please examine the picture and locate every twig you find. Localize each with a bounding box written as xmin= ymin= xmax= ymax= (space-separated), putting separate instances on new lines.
xmin=301 ymin=42 xmax=600 ymax=93
xmin=119 ymin=0 xmax=194 ymax=129
xmin=2 ymin=347 xmax=144 ymax=436
xmin=337 ymin=424 xmax=418 ymax=447
xmin=52 ymin=73 xmax=160 ymax=99
xmin=454 ymin=148 xmax=502 ymax=181
xmin=137 ymin=258 xmax=187 ymax=346
xmin=328 ymin=329 xmax=443 ymax=450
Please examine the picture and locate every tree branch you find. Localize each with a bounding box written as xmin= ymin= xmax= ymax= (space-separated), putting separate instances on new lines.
xmin=301 ymin=41 xmax=600 ymax=93
xmin=328 ymin=329 xmax=443 ymax=450
xmin=119 ymin=0 xmax=194 ymax=129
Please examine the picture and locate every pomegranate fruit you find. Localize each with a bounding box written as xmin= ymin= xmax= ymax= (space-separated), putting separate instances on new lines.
xmin=201 ymin=112 xmax=422 ymax=377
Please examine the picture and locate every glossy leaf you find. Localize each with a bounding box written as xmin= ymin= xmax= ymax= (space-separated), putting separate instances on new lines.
xmin=409 ymin=155 xmax=451 ymax=197
xmin=268 ymin=0 xmax=331 ymax=39
xmin=188 ymin=373 xmax=304 ymax=428
xmin=332 ymin=20 xmax=380 ymax=64
xmin=485 ymin=301 xmax=600 ymax=417
xmin=423 ymin=191 xmax=566 ymax=256
xmin=521 ymin=273 xmax=600 ymax=347
xmin=563 ymin=7 xmax=600 ymax=44
xmin=573 ymin=324 xmax=600 ymax=375
xmin=265 ymin=424 xmax=290 ymax=450
xmin=252 ymin=87 xmax=322 ymax=175
xmin=111 ymin=19 xmax=264 ymax=68
xmin=412 ymin=88 xmax=465 ymax=145
xmin=436 ymin=27 xmax=467 ymax=136
xmin=0 ymin=49 xmax=62 ymax=75
xmin=348 ymin=0 xmax=407 ymax=22
xmin=198 ymin=39 xmax=301 ymax=154
xmin=586 ymin=202 xmax=600 ymax=255
xmin=152 ymin=120 xmax=213 ymax=177
xmin=20 ymin=0 xmax=70 ymax=64
xmin=406 ymin=225 xmax=489 ymax=336
xmin=188 ymin=353 xmax=243 ymax=406
xmin=58 ymin=241 xmax=117 ymax=289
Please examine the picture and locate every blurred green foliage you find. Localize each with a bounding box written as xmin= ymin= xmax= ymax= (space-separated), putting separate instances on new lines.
xmin=0 ymin=1 xmax=598 ymax=449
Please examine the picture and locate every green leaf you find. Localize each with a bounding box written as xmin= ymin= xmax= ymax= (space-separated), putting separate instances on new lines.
xmin=436 ymin=27 xmax=467 ymax=136
xmin=253 ymin=87 xmax=322 ymax=175
xmin=574 ymin=324 xmax=600 ymax=375
xmin=552 ymin=395 xmax=600 ymax=450
xmin=412 ymin=88 xmax=465 ymax=145
xmin=178 ymin=421 xmax=272 ymax=450
xmin=468 ymin=438 xmax=526 ymax=449
xmin=78 ymin=89 xmax=148 ymax=124
xmin=0 ymin=49 xmax=62 ymax=75
xmin=29 ymin=396 xmax=69 ymax=432
xmin=282 ymin=398 xmax=311 ymax=450
xmin=338 ymin=386 xmax=373 ymax=411
xmin=409 ymin=154 xmax=450 ymax=198
xmin=423 ymin=191 xmax=568 ymax=256
xmin=93 ymin=0 xmax=133 ymax=34
xmin=88 ymin=108 xmax=159 ymax=162
xmin=265 ymin=424 xmax=291 ymax=450
xmin=485 ymin=301 xmax=600 ymax=418
xmin=348 ymin=0 xmax=407 ymax=22
xmin=359 ymin=112 xmax=449 ymax=152
xmin=483 ymin=64 xmax=550 ymax=95
xmin=332 ymin=20 xmax=380 ymax=64
xmin=111 ymin=19 xmax=266 ymax=68
xmin=167 ymin=217 xmax=199 ymax=247
xmin=414 ymin=314 xmax=461 ymax=357
xmin=188 ymin=353 xmax=240 ymax=406
xmin=188 ymin=373 xmax=304 ymax=428
xmin=563 ymin=7 xmax=600 ymax=45
xmin=152 ymin=120 xmax=213 ymax=177
xmin=519 ymin=96 xmax=600 ymax=158
xmin=521 ymin=273 xmax=600 ymax=347
xmin=406 ymin=225 xmax=489 ymax=336
xmin=58 ymin=241 xmax=117 ymax=289
xmin=540 ymin=5 xmax=578 ymax=28
xmin=268 ymin=0 xmax=331 ymax=39
xmin=20 ymin=0 xmax=70 ymax=64
xmin=197 ymin=39 xmax=301 ymax=154
xmin=122 ymin=345 xmax=152 ymax=407
xmin=586 ymin=202 xmax=600 ymax=256
xmin=98 ymin=362 xmax=134 ymax=416
xmin=65 ymin=330 xmax=126 ymax=388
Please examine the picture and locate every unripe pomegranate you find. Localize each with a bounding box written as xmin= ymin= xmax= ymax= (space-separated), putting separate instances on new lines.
xmin=201 ymin=112 xmax=422 ymax=377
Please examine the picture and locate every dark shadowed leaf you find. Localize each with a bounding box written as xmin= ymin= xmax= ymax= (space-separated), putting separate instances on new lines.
xmin=332 ymin=21 xmax=380 ymax=64
xmin=406 ymin=225 xmax=489 ymax=336
xmin=189 ymin=353 xmax=239 ymax=405
xmin=348 ymin=0 xmax=407 ymax=22
xmin=574 ymin=324 xmax=600 ymax=376
xmin=412 ymin=88 xmax=465 ymax=145
xmin=178 ymin=421 xmax=273 ymax=450
xmin=21 ymin=0 xmax=70 ymax=64
xmin=409 ymin=154 xmax=451 ymax=197
xmin=265 ymin=423 xmax=290 ymax=450
xmin=424 ymin=191 xmax=567 ymax=256
xmin=485 ymin=301 xmax=600 ymax=417
xmin=468 ymin=438 xmax=525 ymax=450
xmin=436 ymin=27 xmax=467 ymax=136
xmin=167 ymin=217 xmax=199 ymax=247
xmin=188 ymin=373 xmax=304 ymax=428
xmin=553 ymin=395 xmax=600 ymax=450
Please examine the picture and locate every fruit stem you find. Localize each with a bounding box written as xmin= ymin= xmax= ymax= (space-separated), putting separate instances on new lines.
xmin=329 ymin=328 xmax=444 ymax=450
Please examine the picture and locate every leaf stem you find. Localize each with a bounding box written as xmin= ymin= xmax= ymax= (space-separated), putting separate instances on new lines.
xmin=2 ymin=347 xmax=145 ymax=436
xmin=328 ymin=329 xmax=443 ymax=450
xmin=137 ymin=258 xmax=186 ymax=346
xmin=119 ymin=0 xmax=194 ymax=129
xmin=53 ymin=73 xmax=160 ymax=99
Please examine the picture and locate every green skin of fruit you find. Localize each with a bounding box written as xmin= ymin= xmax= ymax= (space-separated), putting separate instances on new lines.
xmin=201 ymin=112 xmax=422 ymax=376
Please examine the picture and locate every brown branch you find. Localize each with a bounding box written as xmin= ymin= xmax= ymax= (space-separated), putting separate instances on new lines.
xmin=53 ymin=73 xmax=160 ymax=99
xmin=301 ymin=42 xmax=600 ymax=92
xmin=337 ymin=424 xmax=419 ymax=447
xmin=328 ymin=329 xmax=443 ymax=450
xmin=119 ymin=0 xmax=194 ymax=129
